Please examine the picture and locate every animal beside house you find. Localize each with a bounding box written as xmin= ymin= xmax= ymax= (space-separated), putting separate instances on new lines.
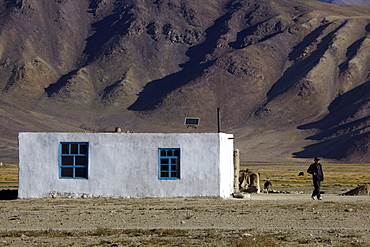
xmin=263 ymin=181 xmax=272 ymax=193
xmin=18 ymin=132 xmax=234 ymax=199
xmin=239 ymin=169 xmax=260 ymax=193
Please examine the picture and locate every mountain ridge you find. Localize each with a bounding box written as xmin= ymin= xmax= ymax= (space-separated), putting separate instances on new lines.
xmin=318 ymin=0 xmax=370 ymax=5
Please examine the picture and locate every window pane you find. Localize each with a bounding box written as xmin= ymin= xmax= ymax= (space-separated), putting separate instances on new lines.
xmin=75 ymin=168 xmax=86 ymax=177
xmin=167 ymin=150 xmax=173 ymax=156
xmin=71 ymin=144 xmax=78 ymax=154
xmin=80 ymin=144 xmax=87 ymax=154
xmin=75 ymin=156 xmax=86 ymax=166
xmin=60 ymin=142 xmax=88 ymax=179
xmin=171 ymin=172 xmax=179 ymax=178
xmin=174 ymin=149 xmax=180 ymax=156
xmin=161 ymin=165 xmax=169 ymax=171
xmin=61 ymin=168 xmax=73 ymax=177
xmin=160 ymin=150 xmax=166 ymax=156
xmin=62 ymin=156 xmax=73 ymax=166
xmin=171 ymin=165 xmax=179 ymax=171
xmin=62 ymin=144 xmax=69 ymax=154
xmin=161 ymin=172 xmax=169 ymax=177
xmin=171 ymin=158 xmax=178 ymax=164
xmin=160 ymin=159 xmax=169 ymax=164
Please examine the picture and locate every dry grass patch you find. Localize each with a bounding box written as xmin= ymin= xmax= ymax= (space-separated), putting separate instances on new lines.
xmin=2 ymin=162 xmax=369 ymax=191
xmin=242 ymin=163 xmax=370 ymax=189
xmin=1 ymin=228 xmax=364 ymax=246
xmin=0 ymin=229 xmax=284 ymax=247
xmin=0 ymin=164 xmax=18 ymax=189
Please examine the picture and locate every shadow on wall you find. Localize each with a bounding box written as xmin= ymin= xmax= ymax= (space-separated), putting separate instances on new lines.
xmin=0 ymin=189 xmax=18 ymax=200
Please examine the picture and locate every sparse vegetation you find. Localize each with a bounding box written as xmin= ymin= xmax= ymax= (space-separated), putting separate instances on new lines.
xmin=0 ymin=227 xmax=368 ymax=246
xmin=0 ymin=229 xmax=295 ymax=246
xmin=241 ymin=163 xmax=370 ymax=190
xmin=2 ymin=162 xmax=370 ymax=191
xmin=0 ymin=164 xmax=18 ymax=189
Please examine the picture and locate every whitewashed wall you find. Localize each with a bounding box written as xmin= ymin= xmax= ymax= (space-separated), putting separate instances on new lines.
xmin=18 ymin=132 xmax=234 ymax=198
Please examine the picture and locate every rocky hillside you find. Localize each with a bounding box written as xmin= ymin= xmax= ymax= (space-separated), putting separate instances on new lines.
xmin=318 ymin=0 xmax=370 ymax=5
xmin=1 ymin=0 xmax=370 ymax=163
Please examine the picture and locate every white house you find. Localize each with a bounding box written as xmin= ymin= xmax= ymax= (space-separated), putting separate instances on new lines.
xmin=18 ymin=132 xmax=234 ymax=198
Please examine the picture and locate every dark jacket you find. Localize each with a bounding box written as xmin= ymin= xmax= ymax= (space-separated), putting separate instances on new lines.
xmin=307 ymin=162 xmax=324 ymax=181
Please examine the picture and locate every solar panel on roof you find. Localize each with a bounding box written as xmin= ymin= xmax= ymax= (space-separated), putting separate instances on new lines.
xmin=184 ymin=118 xmax=200 ymax=132
xmin=184 ymin=118 xmax=200 ymax=126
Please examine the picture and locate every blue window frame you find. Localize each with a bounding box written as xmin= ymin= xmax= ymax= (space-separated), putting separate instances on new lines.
xmin=158 ymin=148 xmax=180 ymax=179
xmin=59 ymin=142 xmax=88 ymax=179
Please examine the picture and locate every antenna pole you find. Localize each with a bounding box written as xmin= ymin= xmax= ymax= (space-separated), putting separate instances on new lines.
xmin=217 ymin=108 xmax=221 ymax=133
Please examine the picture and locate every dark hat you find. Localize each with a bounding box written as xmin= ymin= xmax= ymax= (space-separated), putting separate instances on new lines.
xmin=314 ymin=157 xmax=320 ymax=161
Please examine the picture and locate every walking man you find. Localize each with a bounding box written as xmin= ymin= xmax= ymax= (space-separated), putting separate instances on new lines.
xmin=307 ymin=157 xmax=324 ymax=200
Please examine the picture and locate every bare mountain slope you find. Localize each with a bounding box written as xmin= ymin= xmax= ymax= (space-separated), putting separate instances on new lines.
xmin=318 ymin=0 xmax=370 ymax=5
xmin=1 ymin=0 xmax=370 ymax=162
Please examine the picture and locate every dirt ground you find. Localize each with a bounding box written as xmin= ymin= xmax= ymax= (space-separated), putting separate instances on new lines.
xmin=0 ymin=189 xmax=370 ymax=247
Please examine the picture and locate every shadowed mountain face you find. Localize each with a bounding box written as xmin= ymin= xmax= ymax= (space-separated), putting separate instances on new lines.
xmin=318 ymin=0 xmax=370 ymax=5
xmin=1 ymin=0 xmax=370 ymax=162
